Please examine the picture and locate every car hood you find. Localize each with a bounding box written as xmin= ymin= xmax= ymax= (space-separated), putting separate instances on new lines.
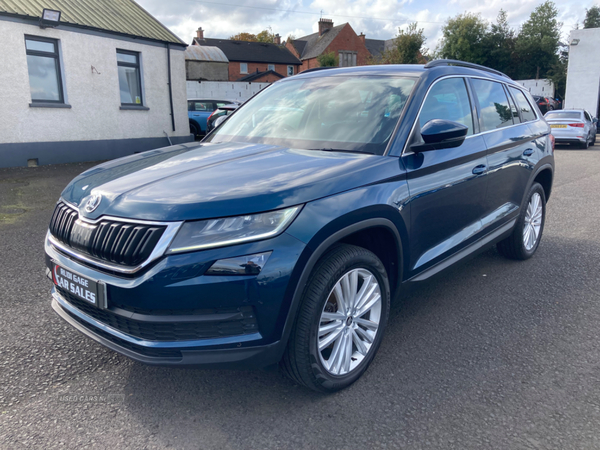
xmin=61 ymin=141 xmax=400 ymax=222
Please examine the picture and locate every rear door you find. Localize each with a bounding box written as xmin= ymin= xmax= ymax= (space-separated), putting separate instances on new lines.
xmin=472 ymin=80 xmax=536 ymax=231
xmin=402 ymin=77 xmax=489 ymax=274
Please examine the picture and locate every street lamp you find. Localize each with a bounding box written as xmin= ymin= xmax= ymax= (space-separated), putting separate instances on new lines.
xmin=39 ymin=8 xmax=61 ymax=28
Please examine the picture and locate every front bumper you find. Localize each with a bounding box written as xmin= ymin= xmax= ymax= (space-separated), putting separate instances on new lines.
xmin=46 ymin=230 xmax=307 ymax=368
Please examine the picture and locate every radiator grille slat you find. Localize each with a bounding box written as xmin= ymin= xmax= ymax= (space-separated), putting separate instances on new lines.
xmin=49 ymin=202 xmax=166 ymax=267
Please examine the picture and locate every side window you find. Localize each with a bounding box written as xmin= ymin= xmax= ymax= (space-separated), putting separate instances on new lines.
xmin=584 ymin=111 xmax=591 ymax=122
xmin=509 ymin=87 xmax=536 ymax=122
xmin=471 ymin=79 xmax=513 ymax=131
xmin=418 ymin=77 xmax=474 ymax=136
xmin=240 ymin=62 xmax=248 ymax=74
xmin=117 ymin=50 xmax=143 ymax=105
xmin=25 ymin=36 xmax=64 ymax=103
xmin=187 ymin=101 xmax=194 ymax=112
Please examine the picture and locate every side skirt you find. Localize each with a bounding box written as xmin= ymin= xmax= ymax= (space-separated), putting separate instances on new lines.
xmin=407 ymin=219 xmax=516 ymax=282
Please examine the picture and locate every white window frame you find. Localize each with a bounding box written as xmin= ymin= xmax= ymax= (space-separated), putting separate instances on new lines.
xmin=287 ymin=65 xmax=294 ymax=76
xmin=268 ymin=64 xmax=275 ymax=71
xmin=240 ymin=62 xmax=248 ymax=74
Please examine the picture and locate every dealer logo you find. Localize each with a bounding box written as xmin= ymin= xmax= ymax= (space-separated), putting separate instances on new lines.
xmin=84 ymin=193 xmax=102 ymax=213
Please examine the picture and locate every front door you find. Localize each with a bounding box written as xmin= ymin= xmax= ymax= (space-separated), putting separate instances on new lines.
xmin=402 ymin=77 xmax=489 ymax=276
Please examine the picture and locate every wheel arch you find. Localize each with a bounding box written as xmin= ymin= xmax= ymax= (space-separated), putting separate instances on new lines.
xmin=532 ymin=164 xmax=554 ymax=201
xmin=276 ymin=216 xmax=405 ymax=359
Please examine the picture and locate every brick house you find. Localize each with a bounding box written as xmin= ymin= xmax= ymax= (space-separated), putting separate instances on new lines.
xmin=287 ymin=19 xmax=387 ymax=72
xmin=192 ymin=28 xmax=301 ymax=82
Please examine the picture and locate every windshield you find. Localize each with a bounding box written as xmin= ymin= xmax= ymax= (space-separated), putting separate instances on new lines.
xmin=205 ymin=75 xmax=416 ymax=154
xmin=545 ymin=111 xmax=582 ymax=120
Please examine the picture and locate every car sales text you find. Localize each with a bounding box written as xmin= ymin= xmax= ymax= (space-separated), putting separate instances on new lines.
xmin=54 ymin=266 xmax=96 ymax=303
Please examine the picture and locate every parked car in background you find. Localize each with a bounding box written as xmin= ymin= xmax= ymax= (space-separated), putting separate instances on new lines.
xmin=533 ymin=96 xmax=560 ymax=114
xmin=188 ymin=99 xmax=240 ymax=138
xmin=545 ymin=109 xmax=596 ymax=148
xmin=46 ymin=61 xmax=554 ymax=393
xmin=206 ymin=104 xmax=239 ymax=133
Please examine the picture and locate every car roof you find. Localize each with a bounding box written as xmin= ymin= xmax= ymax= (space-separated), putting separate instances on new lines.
xmin=287 ymin=63 xmax=521 ymax=88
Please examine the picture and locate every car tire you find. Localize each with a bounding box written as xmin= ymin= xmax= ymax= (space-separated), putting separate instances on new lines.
xmin=189 ymin=122 xmax=200 ymax=139
xmin=580 ymin=137 xmax=590 ymax=149
xmin=281 ymin=244 xmax=390 ymax=393
xmin=497 ymin=182 xmax=546 ymax=260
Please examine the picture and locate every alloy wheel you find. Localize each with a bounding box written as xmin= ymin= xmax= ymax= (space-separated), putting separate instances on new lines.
xmin=523 ymin=192 xmax=543 ymax=251
xmin=317 ymin=268 xmax=382 ymax=376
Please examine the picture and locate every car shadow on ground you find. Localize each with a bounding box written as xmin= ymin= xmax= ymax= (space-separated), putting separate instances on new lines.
xmin=115 ymin=233 xmax=600 ymax=446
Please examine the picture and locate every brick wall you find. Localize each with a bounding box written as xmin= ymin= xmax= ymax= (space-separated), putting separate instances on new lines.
xmin=228 ymin=62 xmax=298 ymax=81
xmin=290 ymin=23 xmax=373 ymax=73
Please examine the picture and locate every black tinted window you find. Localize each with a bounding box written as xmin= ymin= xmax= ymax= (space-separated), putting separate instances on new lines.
xmin=471 ymin=79 xmax=513 ymax=131
xmin=509 ymin=87 xmax=536 ymax=122
xmin=419 ymin=78 xmax=473 ymax=135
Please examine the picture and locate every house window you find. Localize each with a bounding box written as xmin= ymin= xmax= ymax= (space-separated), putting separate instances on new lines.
xmin=25 ymin=36 xmax=64 ymax=103
xmin=268 ymin=64 xmax=275 ymax=71
xmin=117 ymin=50 xmax=143 ymax=105
xmin=287 ymin=65 xmax=294 ymax=76
xmin=240 ymin=62 xmax=248 ymax=74
xmin=338 ymin=51 xmax=357 ymax=67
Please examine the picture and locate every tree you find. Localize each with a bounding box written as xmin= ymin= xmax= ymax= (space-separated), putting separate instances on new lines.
xmin=547 ymin=42 xmax=568 ymax=99
xmin=514 ymin=1 xmax=562 ymax=79
xmin=481 ymin=10 xmax=517 ymax=77
xmin=317 ymin=51 xmax=338 ymax=67
xmin=376 ymin=22 xmax=427 ymax=64
xmin=437 ymin=13 xmax=488 ymax=64
xmin=584 ymin=6 xmax=600 ymax=28
xmin=229 ymin=29 xmax=275 ymax=43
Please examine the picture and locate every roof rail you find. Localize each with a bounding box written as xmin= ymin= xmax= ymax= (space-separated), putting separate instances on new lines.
xmin=299 ymin=66 xmax=336 ymax=74
xmin=424 ymin=59 xmax=510 ymax=79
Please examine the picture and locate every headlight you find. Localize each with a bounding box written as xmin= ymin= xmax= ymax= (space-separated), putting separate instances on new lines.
xmin=166 ymin=206 xmax=301 ymax=254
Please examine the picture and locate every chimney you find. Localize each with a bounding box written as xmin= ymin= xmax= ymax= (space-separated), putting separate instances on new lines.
xmin=196 ymin=27 xmax=204 ymax=40
xmin=318 ymin=18 xmax=333 ymax=36
xmin=274 ymin=33 xmax=281 ymax=45
xmin=358 ymin=32 xmax=366 ymax=45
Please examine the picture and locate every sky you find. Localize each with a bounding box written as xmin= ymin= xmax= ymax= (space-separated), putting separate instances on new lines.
xmin=136 ymin=0 xmax=598 ymax=49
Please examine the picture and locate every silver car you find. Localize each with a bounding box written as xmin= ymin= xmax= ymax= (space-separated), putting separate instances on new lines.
xmin=545 ymin=109 xmax=597 ymax=149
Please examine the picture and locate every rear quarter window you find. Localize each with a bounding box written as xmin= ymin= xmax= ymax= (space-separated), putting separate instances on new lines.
xmin=509 ymin=87 xmax=537 ymax=122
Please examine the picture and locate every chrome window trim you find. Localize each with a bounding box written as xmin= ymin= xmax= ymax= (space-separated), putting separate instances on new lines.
xmin=49 ymin=199 xmax=183 ymax=275
xmin=401 ymin=74 xmax=544 ymax=156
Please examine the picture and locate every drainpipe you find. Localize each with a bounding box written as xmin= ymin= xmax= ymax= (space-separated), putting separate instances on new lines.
xmin=166 ymin=43 xmax=176 ymax=132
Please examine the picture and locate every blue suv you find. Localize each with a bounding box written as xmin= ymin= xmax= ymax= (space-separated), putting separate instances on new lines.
xmin=46 ymin=61 xmax=554 ymax=392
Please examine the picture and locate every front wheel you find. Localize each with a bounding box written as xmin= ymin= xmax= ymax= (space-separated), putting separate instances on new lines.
xmin=497 ymin=182 xmax=546 ymax=260
xmin=281 ymin=244 xmax=390 ymax=393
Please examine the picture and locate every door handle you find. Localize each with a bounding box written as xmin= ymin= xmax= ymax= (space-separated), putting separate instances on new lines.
xmin=472 ymin=165 xmax=487 ymax=175
xmin=523 ymin=148 xmax=534 ymax=157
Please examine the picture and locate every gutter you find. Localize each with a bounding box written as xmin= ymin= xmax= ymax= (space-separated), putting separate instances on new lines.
xmin=166 ymin=43 xmax=175 ymax=132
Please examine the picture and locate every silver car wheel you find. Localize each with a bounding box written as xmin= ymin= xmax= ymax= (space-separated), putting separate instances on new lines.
xmin=523 ymin=192 xmax=543 ymax=251
xmin=318 ymin=268 xmax=382 ymax=376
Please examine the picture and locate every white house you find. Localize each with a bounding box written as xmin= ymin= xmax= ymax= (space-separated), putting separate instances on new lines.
xmin=0 ymin=0 xmax=192 ymax=168
xmin=514 ymin=79 xmax=555 ymax=98
xmin=564 ymin=28 xmax=600 ymax=117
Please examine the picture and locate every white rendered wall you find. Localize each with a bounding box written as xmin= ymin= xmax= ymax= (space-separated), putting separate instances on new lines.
xmin=514 ymin=79 xmax=555 ymax=97
xmin=0 ymin=20 xmax=190 ymax=145
xmin=186 ymin=81 xmax=270 ymax=102
xmin=565 ymin=28 xmax=600 ymax=115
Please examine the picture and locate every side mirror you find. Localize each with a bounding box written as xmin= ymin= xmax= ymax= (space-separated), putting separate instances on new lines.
xmin=214 ymin=115 xmax=227 ymax=128
xmin=411 ymin=119 xmax=469 ymax=152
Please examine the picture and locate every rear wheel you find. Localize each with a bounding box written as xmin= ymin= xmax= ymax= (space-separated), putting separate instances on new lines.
xmin=497 ymin=182 xmax=546 ymax=260
xmin=189 ymin=122 xmax=200 ymax=139
xmin=281 ymin=244 xmax=390 ymax=393
xmin=580 ymin=136 xmax=590 ymax=149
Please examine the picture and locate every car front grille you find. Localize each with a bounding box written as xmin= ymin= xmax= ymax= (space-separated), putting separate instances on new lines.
xmin=57 ymin=287 xmax=259 ymax=342
xmin=49 ymin=202 xmax=166 ymax=267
